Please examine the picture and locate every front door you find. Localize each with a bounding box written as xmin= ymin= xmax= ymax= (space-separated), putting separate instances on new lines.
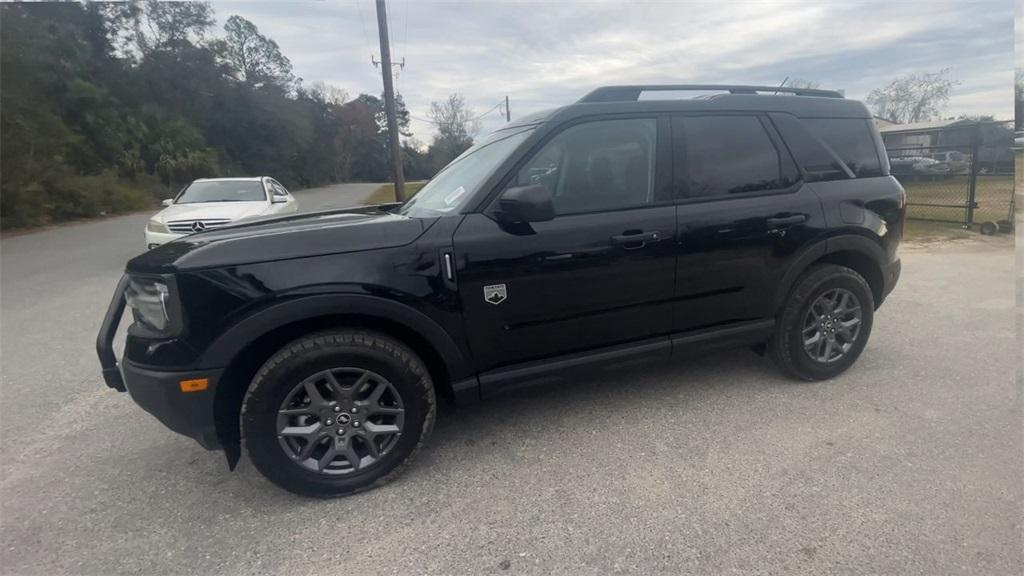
xmin=453 ymin=117 xmax=677 ymax=372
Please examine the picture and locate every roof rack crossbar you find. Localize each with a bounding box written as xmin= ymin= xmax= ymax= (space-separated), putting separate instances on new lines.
xmin=578 ymin=84 xmax=844 ymax=103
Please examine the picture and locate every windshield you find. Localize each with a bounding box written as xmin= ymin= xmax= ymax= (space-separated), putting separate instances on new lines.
xmin=400 ymin=127 xmax=535 ymax=217
xmin=176 ymin=181 xmax=267 ymax=204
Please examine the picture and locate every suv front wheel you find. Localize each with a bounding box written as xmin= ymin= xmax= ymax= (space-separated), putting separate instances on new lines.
xmin=242 ymin=330 xmax=436 ymax=497
xmin=770 ymin=264 xmax=875 ymax=381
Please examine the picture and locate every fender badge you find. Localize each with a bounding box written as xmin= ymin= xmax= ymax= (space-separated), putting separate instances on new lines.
xmin=483 ymin=284 xmax=507 ymax=305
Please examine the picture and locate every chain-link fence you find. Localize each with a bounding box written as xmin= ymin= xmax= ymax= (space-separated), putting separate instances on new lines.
xmin=882 ymin=120 xmax=1015 ymax=225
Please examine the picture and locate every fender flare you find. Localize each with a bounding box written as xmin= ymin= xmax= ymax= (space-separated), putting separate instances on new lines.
xmin=772 ymin=234 xmax=886 ymax=311
xmin=199 ymin=294 xmax=470 ymax=379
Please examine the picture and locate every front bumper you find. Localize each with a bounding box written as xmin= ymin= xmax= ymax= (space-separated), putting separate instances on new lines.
xmin=122 ymin=361 xmax=223 ymax=450
xmin=880 ymin=257 xmax=901 ymax=305
xmin=97 ymin=275 xmax=221 ymax=450
xmin=144 ymin=229 xmax=185 ymax=249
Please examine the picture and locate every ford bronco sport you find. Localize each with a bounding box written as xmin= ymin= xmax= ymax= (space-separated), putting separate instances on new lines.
xmin=98 ymin=84 xmax=904 ymax=496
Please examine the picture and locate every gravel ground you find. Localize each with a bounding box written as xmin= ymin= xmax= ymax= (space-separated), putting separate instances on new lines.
xmin=0 ymin=188 xmax=1019 ymax=574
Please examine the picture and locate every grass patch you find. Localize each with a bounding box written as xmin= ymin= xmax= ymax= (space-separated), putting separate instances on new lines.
xmin=900 ymin=175 xmax=1013 ymax=223
xmin=365 ymin=181 xmax=427 ymax=205
xmin=901 ymin=219 xmax=974 ymax=241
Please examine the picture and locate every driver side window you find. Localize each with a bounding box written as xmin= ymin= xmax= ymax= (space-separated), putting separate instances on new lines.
xmin=512 ymin=118 xmax=657 ymax=216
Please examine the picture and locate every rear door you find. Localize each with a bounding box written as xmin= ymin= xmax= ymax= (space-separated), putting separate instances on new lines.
xmin=671 ymin=114 xmax=825 ymax=332
xmin=452 ymin=116 xmax=677 ymax=371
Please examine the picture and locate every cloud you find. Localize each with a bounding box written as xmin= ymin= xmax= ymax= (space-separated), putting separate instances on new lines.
xmin=212 ymin=0 xmax=1015 ymax=139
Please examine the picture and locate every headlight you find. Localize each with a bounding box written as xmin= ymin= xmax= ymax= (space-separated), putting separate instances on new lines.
xmin=147 ymin=220 xmax=168 ymax=233
xmin=125 ymin=276 xmax=180 ymax=335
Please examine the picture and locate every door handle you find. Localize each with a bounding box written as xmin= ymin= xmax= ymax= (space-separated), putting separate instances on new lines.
xmin=610 ymin=230 xmax=662 ymax=250
xmin=766 ymin=214 xmax=806 ymax=227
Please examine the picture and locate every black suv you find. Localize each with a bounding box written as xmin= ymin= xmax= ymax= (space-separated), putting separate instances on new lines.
xmin=98 ymin=84 xmax=903 ymax=496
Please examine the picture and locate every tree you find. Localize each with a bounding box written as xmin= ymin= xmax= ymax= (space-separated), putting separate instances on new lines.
xmin=0 ymin=3 xmax=429 ymax=228
xmin=216 ymin=15 xmax=293 ymax=88
xmin=785 ymin=78 xmax=821 ymax=89
xmin=309 ymin=81 xmax=348 ymax=106
xmin=866 ymin=69 xmax=958 ymax=124
xmin=356 ymin=93 xmax=411 ymax=137
xmin=427 ymin=93 xmax=479 ymax=170
xmin=128 ymin=0 xmax=214 ymax=54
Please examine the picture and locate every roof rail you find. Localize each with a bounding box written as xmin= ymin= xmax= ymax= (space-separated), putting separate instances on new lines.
xmin=578 ymin=84 xmax=844 ymax=103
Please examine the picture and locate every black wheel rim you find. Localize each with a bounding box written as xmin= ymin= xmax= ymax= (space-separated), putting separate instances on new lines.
xmin=802 ymin=288 xmax=862 ymax=364
xmin=276 ymin=368 xmax=405 ymax=475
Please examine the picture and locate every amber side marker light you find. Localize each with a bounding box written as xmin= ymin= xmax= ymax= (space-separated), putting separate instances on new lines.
xmin=179 ymin=378 xmax=209 ymax=393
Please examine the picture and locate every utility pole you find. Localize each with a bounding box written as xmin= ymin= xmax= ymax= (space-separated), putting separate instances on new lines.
xmin=375 ymin=0 xmax=405 ymax=201
xmin=505 ymin=95 xmax=511 ymax=122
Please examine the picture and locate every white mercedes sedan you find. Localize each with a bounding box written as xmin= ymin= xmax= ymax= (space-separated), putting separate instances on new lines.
xmin=145 ymin=177 xmax=298 ymax=248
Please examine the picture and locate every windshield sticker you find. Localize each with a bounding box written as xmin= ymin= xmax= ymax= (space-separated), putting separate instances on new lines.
xmin=443 ymin=186 xmax=466 ymax=207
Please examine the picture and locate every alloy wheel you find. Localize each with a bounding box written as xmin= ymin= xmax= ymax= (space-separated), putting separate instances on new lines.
xmin=801 ymin=288 xmax=862 ymax=364
xmin=276 ymin=368 xmax=405 ymax=475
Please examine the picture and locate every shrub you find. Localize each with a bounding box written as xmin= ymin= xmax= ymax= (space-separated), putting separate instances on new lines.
xmin=50 ymin=171 xmax=160 ymax=220
xmin=0 ymin=171 xmax=159 ymax=228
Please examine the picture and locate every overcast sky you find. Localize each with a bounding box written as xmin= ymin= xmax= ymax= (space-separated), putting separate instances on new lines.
xmin=213 ymin=0 xmax=1016 ymax=142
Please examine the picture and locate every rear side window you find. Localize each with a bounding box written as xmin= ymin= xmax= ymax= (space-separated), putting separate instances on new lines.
xmin=673 ymin=115 xmax=799 ymax=198
xmin=803 ymin=118 xmax=883 ymax=178
xmin=769 ymin=113 xmax=848 ymax=181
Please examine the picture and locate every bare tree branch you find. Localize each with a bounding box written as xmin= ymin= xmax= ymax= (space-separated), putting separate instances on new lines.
xmin=866 ymin=69 xmax=958 ymax=124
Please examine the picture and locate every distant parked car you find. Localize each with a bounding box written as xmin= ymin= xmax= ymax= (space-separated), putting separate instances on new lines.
xmin=889 ymin=156 xmax=943 ymax=176
xmin=145 ymin=177 xmax=297 ymax=248
xmin=929 ymin=150 xmax=970 ymax=174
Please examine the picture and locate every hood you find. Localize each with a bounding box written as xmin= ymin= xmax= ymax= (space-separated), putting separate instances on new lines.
xmin=154 ymin=201 xmax=270 ymax=224
xmin=129 ymin=206 xmax=435 ymax=273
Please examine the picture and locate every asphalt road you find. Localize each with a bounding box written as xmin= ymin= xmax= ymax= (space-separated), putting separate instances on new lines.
xmin=1 ymin=187 xmax=1020 ymax=574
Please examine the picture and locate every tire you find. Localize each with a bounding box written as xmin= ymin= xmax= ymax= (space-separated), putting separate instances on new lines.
xmin=769 ymin=264 xmax=874 ymax=381
xmin=242 ymin=330 xmax=436 ymax=497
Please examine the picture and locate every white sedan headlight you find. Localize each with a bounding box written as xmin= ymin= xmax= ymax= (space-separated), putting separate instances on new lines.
xmin=146 ymin=219 xmax=168 ymax=233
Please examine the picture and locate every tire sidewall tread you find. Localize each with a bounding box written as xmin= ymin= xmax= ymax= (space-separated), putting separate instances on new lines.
xmin=770 ymin=264 xmax=874 ymax=381
xmin=241 ymin=330 xmax=436 ymax=498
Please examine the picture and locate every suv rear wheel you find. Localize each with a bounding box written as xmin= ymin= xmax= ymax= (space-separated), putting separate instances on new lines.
xmin=242 ymin=330 xmax=435 ymax=497
xmin=770 ymin=264 xmax=874 ymax=381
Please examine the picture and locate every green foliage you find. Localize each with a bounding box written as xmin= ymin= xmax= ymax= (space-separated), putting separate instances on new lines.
xmin=1 ymin=169 xmax=162 ymax=228
xmin=48 ymin=171 xmax=161 ymax=221
xmin=0 ymin=2 xmax=425 ymax=229
xmin=216 ymin=15 xmax=294 ymax=88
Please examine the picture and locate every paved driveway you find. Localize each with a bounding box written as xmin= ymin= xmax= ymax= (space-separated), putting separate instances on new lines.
xmin=0 ymin=189 xmax=1020 ymax=574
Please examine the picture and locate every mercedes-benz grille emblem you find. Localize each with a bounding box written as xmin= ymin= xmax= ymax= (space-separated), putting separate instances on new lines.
xmin=190 ymin=221 xmax=206 ymax=233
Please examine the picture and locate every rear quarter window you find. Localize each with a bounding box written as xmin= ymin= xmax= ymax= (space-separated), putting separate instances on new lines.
xmin=803 ymin=118 xmax=883 ymax=178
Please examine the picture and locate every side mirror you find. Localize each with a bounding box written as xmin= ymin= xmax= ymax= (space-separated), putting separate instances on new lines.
xmin=271 ymin=195 xmax=289 ymax=204
xmin=161 ymin=198 xmax=173 ymax=207
xmin=498 ymin=184 xmax=554 ymax=223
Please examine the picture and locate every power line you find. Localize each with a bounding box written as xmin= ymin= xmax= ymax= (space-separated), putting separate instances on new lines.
xmin=470 ymin=101 xmax=504 ymax=122
xmin=410 ymin=100 xmax=506 ymax=127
